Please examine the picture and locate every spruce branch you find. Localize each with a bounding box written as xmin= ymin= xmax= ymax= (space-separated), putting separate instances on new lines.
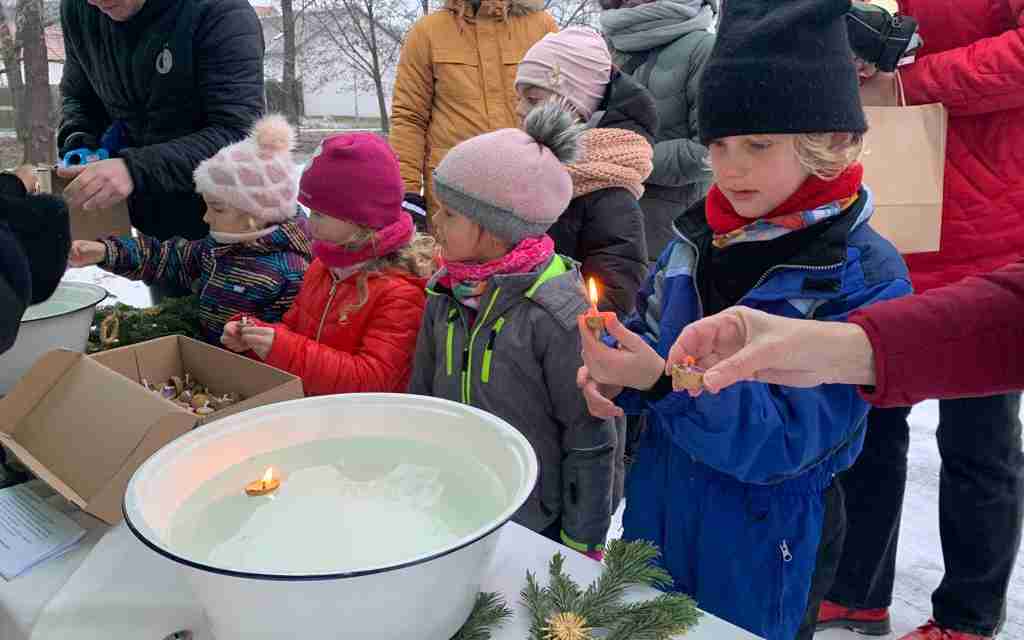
xmin=451 ymin=592 xmax=512 ymax=640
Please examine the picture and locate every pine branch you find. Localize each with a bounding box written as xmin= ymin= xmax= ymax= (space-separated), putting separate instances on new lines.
xmin=546 ymin=552 xmax=583 ymax=613
xmin=521 ymin=570 xmax=552 ymax=640
xmin=451 ymin=592 xmax=512 ymax=640
xmin=577 ymin=539 xmax=673 ymax=626
xmin=603 ymin=594 xmax=703 ymax=640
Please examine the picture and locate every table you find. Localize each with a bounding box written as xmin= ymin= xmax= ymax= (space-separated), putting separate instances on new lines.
xmin=3 ymin=514 xmax=760 ymax=640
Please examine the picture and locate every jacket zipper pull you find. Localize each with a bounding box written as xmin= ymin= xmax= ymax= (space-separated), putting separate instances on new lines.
xmin=780 ymin=540 xmax=793 ymax=563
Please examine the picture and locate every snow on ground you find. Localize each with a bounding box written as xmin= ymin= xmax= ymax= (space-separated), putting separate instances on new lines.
xmin=70 ymin=269 xmax=1024 ymax=639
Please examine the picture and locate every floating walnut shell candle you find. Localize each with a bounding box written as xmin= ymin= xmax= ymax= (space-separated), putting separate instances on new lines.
xmin=671 ymin=356 xmax=705 ymax=393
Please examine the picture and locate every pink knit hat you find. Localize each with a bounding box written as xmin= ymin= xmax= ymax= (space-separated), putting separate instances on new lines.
xmin=193 ymin=115 xmax=300 ymax=224
xmin=298 ymin=133 xmax=404 ymax=230
xmin=432 ymin=102 xmax=583 ymax=245
xmin=515 ymin=27 xmax=612 ymax=122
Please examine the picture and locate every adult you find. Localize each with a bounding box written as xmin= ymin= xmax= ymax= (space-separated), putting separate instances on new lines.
xmin=599 ymin=0 xmax=716 ymax=261
xmin=389 ymin=0 xmax=557 ymax=224
xmin=814 ymin=1 xmax=1024 ymax=638
xmin=0 ymin=169 xmax=71 ymax=355
xmin=56 ymin=0 xmax=265 ymax=247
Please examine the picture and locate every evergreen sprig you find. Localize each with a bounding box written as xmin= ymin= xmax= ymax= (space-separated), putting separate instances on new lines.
xmin=451 ymin=592 xmax=513 ymax=640
xmin=523 ymin=540 xmax=702 ymax=640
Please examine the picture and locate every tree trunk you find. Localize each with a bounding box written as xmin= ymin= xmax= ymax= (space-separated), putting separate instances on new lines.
xmin=20 ymin=0 xmax=53 ymax=164
xmin=1 ymin=20 xmax=29 ymax=158
xmin=364 ymin=2 xmax=389 ymax=134
xmin=421 ymin=0 xmax=429 ymax=16
xmin=281 ymin=0 xmax=301 ymax=125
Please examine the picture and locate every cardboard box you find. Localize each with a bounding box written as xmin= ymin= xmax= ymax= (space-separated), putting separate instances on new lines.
xmin=0 ymin=350 xmax=196 ymax=525
xmin=34 ymin=165 xmax=133 ymax=241
xmin=0 ymin=337 xmax=302 ymax=525
xmin=90 ymin=335 xmax=304 ymax=426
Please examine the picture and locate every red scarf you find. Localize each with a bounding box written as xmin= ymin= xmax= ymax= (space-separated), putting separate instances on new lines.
xmin=705 ymin=164 xmax=864 ymax=234
xmin=312 ymin=213 xmax=414 ymax=270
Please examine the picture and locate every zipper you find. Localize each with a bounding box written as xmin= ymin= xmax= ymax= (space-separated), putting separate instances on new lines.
xmin=751 ymin=261 xmax=843 ymax=293
xmin=462 ymin=288 xmax=502 ymax=405
xmin=315 ymin=277 xmax=340 ymax=342
xmin=445 ymin=307 xmax=458 ymax=377
xmin=199 ymin=261 xmax=217 ymax=304
xmin=778 ymin=539 xmax=792 ymax=625
xmin=480 ymin=317 xmax=506 ymax=384
xmin=779 ymin=540 xmax=793 ymax=562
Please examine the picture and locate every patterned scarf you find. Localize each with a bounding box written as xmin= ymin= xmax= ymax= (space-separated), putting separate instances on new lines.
xmin=439 ymin=235 xmax=555 ymax=310
xmin=567 ymin=128 xmax=653 ymax=199
xmin=312 ymin=212 xmax=414 ymax=270
xmin=706 ymin=164 xmax=864 ymax=249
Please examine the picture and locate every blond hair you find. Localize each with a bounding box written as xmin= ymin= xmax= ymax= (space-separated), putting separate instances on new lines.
xmin=792 ymin=133 xmax=864 ymax=180
xmin=336 ymin=226 xmax=436 ymax=320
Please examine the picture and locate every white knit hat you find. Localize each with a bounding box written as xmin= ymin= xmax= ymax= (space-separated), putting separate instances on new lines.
xmin=193 ymin=114 xmax=300 ymax=224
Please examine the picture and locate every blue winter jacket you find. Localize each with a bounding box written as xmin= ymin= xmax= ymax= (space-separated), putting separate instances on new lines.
xmin=617 ymin=188 xmax=913 ymax=484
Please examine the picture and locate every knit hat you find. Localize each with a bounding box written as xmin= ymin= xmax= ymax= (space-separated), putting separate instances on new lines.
xmin=193 ymin=115 xmax=300 ymax=224
xmin=515 ymin=27 xmax=612 ymax=122
xmin=698 ymin=0 xmax=867 ymax=144
xmin=433 ymin=101 xmax=583 ymax=245
xmin=298 ymin=133 xmax=404 ymax=230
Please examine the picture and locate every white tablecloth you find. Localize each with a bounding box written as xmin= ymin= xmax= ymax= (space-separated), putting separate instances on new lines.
xmin=3 ymin=515 xmax=760 ymax=640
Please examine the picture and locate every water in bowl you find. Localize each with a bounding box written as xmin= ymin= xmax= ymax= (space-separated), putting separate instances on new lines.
xmin=167 ymin=437 xmax=509 ymax=575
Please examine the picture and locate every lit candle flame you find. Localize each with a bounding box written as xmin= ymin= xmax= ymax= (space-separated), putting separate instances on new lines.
xmin=262 ymin=467 xmax=274 ymax=487
xmin=588 ymin=278 xmax=599 ymax=311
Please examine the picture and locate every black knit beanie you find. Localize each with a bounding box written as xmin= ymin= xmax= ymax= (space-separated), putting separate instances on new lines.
xmin=698 ymin=0 xmax=868 ymax=144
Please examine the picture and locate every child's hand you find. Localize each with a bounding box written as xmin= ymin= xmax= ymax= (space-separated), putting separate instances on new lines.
xmin=68 ymin=240 xmax=107 ymax=268
xmin=578 ymin=315 xmax=664 ymax=391
xmin=241 ymin=325 xmax=275 ymax=360
xmin=576 ymin=365 xmax=624 ymax=419
xmin=14 ymin=165 xmax=38 ymax=193
xmin=221 ymin=321 xmax=248 ymax=352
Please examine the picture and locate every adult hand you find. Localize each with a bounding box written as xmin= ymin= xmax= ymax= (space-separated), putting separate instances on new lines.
xmin=668 ymin=306 xmax=876 ymax=393
xmin=68 ymin=240 xmax=107 ymax=268
xmin=576 ymin=365 xmax=624 ymax=419
xmin=57 ymin=159 xmax=134 ymax=211
xmin=220 ymin=321 xmax=248 ymax=353
xmin=14 ymin=165 xmax=39 ymax=193
xmin=578 ymin=315 xmax=664 ymax=391
xmin=241 ymin=325 xmax=275 ymax=360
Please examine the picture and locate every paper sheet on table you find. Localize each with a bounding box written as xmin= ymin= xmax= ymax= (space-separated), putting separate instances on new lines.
xmin=0 ymin=485 xmax=85 ymax=581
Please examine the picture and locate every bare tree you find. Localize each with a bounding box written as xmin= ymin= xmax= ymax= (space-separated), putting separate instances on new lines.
xmin=310 ymin=0 xmax=403 ymax=133
xmin=280 ymin=0 xmax=300 ymax=124
xmin=545 ymin=0 xmax=599 ymax=28
xmin=19 ymin=0 xmax=50 ymax=162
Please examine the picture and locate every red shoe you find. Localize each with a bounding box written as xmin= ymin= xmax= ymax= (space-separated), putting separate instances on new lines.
xmin=896 ymin=620 xmax=991 ymax=640
xmin=816 ymin=600 xmax=892 ymax=636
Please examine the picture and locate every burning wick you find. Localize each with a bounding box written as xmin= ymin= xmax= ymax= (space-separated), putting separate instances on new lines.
xmin=245 ymin=467 xmax=281 ymax=496
xmin=583 ymin=278 xmax=608 ymax=335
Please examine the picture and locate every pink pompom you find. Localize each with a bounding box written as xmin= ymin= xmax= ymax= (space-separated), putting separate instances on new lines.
xmin=252 ymin=114 xmax=295 ymax=154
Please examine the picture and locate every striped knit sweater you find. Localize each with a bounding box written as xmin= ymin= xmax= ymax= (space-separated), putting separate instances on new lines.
xmin=102 ymin=221 xmax=312 ymax=344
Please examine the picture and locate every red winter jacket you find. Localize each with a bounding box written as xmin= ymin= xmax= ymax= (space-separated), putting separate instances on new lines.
xmin=263 ymin=259 xmax=427 ymax=396
xmin=897 ymin=0 xmax=1024 ymax=293
xmin=852 ymin=260 xmax=1024 ymax=407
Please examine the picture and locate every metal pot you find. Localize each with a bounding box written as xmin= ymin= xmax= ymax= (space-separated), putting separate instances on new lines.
xmin=123 ymin=394 xmax=539 ymax=639
xmin=0 ymin=281 xmax=107 ymax=394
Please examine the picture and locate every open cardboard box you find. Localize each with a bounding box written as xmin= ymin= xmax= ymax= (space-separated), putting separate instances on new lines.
xmin=34 ymin=165 xmax=132 ymax=241
xmin=90 ymin=335 xmax=303 ymax=426
xmin=0 ymin=337 xmax=302 ymax=525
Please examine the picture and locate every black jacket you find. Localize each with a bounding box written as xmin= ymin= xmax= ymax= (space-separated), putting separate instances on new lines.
xmin=58 ymin=0 xmax=265 ymax=241
xmin=548 ymin=71 xmax=656 ymax=317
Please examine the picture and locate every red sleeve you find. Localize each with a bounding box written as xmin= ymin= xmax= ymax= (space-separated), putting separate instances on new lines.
xmin=851 ymin=261 xmax=1024 ymax=407
xmin=263 ymin=281 xmax=426 ymax=395
xmin=900 ymin=4 xmax=1024 ymax=116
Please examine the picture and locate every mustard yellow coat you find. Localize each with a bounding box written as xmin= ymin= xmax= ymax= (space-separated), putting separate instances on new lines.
xmin=389 ymin=0 xmax=557 ymax=215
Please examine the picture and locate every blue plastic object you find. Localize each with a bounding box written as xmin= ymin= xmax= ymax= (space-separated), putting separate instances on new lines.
xmin=62 ymin=147 xmax=109 ymax=167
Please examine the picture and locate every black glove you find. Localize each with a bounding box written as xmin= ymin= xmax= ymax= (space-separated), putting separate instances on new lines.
xmin=402 ymin=192 xmax=428 ymax=232
xmin=847 ymin=2 xmax=921 ymax=73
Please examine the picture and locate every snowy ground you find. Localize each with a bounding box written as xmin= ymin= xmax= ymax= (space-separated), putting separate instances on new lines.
xmin=65 ymin=268 xmax=1024 ymax=639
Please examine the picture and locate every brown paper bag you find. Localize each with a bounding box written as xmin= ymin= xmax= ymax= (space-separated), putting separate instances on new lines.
xmin=860 ymin=72 xmax=947 ymax=254
xmin=34 ymin=166 xmax=133 ymax=241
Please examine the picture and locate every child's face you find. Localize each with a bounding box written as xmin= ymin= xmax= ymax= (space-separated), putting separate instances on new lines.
xmin=516 ymin=85 xmax=558 ymax=126
xmin=708 ymin=134 xmax=811 ymax=219
xmin=434 ymin=204 xmax=505 ymax=263
xmin=309 ymin=210 xmax=363 ymax=245
xmin=203 ymin=196 xmax=256 ymax=233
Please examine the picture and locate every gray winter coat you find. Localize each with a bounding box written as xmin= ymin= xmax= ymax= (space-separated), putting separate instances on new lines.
xmin=615 ymin=28 xmax=716 ymax=261
xmin=409 ymin=255 xmax=621 ymax=550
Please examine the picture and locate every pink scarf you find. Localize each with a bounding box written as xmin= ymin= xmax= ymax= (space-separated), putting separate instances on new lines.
xmin=439 ymin=235 xmax=555 ymax=310
xmin=312 ymin=212 xmax=414 ymax=270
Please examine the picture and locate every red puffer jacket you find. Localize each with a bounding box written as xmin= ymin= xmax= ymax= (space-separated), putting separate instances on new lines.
xmin=897 ymin=0 xmax=1024 ymax=292
xmin=263 ymin=259 xmax=427 ymax=396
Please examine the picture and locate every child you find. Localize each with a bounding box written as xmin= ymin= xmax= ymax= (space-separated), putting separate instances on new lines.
xmin=576 ymin=1 xmax=913 ymax=638
xmin=68 ymin=115 xmax=312 ymax=345
xmin=515 ymin=26 xmax=654 ymax=317
xmin=409 ymin=102 xmax=620 ymax=560
xmin=222 ymin=133 xmax=432 ymax=396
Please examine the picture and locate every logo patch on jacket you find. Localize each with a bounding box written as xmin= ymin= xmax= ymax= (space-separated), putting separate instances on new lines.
xmin=156 ymin=48 xmax=173 ymax=75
